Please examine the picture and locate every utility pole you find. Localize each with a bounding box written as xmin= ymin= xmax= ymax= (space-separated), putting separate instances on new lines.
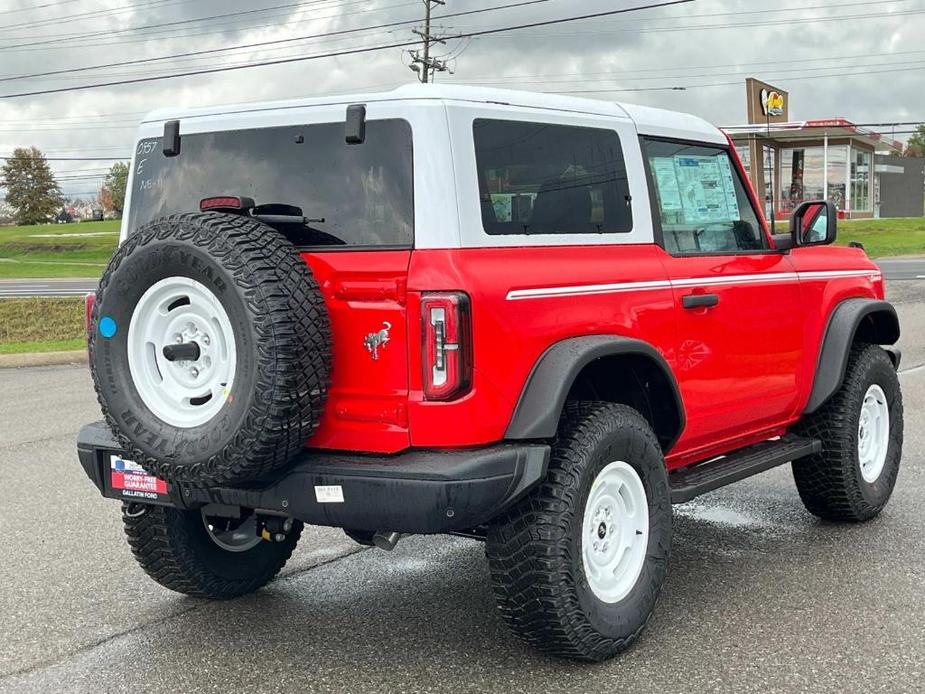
xmin=409 ymin=0 xmax=448 ymax=83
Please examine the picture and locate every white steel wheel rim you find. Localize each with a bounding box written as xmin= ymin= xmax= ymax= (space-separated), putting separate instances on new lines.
xmin=581 ymin=460 xmax=650 ymax=604
xmin=127 ymin=276 xmax=236 ymax=429
xmin=858 ymin=383 xmax=890 ymax=483
xmin=202 ymin=511 xmax=261 ymax=553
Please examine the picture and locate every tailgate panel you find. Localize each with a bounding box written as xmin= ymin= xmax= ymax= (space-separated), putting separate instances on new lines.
xmin=301 ymin=250 xmax=413 ymax=453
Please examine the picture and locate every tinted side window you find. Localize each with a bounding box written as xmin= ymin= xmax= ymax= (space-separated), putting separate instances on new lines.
xmin=128 ymin=119 xmax=414 ymax=248
xmin=473 ymin=119 xmax=632 ymax=235
xmin=643 ymin=139 xmax=767 ymax=255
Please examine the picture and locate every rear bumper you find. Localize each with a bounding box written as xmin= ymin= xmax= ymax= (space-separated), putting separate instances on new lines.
xmin=77 ymin=421 xmax=549 ymax=534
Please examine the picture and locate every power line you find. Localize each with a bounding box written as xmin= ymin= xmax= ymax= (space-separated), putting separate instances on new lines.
xmin=446 ymin=0 xmax=910 ymax=29
xmin=1 ymin=0 xmax=370 ymax=43
xmin=552 ymin=61 xmax=925 ymax=94
xmin=0 ymin=0 xmax=549 ymax=83
xmin=447 ymin=46 xmax=925 ymax=86
xmin=0 ymin=0 xmax=368 ymax=50
xmin=0 ymin=1 xmax=377 ymax=51
xmin=0 ymin=0 xmax=696 ymax=99
xmin=0 ymin=0 xmax=83 ymax=18
xmin=471 ymin=6 xmax=925 ymax=38
xmin=0 ymin=0 xmax=195 ymax=32
xmin=9 ymin=42 xmax=925 ymax=129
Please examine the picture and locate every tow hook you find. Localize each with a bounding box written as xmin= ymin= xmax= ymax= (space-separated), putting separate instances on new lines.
xmin=259 ymin=516 xmax=294 ymax=543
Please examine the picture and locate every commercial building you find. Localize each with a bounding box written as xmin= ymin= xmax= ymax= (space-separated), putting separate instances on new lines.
xmin=724 ymin=79 xmax=922 ymax=221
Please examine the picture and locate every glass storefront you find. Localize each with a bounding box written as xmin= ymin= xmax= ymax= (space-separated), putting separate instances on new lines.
xmin=735 ymin=145 xmax=751 ymax=177
xmin=851 ymin=149 xmax=872 ymax=212
xmin=762 ymin=145 xmax=776 ymax=220
xmin=779 ymin=145 xmax=849 ymax=214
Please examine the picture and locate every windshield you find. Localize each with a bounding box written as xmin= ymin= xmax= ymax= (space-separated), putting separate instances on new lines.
xmin=128 ymin=119 xmax=414 ymax=248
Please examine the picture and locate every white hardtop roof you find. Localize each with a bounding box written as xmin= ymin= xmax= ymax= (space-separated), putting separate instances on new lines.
xmin=142 ymin=83 xmax=725 ymax=145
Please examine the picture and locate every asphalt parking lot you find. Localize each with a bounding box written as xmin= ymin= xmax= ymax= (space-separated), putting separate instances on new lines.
xmin=1 ymin=282 xmax=924 ymax=694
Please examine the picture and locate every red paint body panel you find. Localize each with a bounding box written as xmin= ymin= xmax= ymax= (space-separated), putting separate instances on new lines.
xmin=783 ymin=245 xmax=882 ymax=414
xmin=658 ymin=249 xmax=805 ymax=462
xmin=406 ymin=245 xmax=677 ymax=448
xmin=298 ymin=241 xmax=883 ymax=468
xmin=301 ymin=250 xmax=412 ymax=453
xmin=294 ymin=136 xmax=885 ymax=472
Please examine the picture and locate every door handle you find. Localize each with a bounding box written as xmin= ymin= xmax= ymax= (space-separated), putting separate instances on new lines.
xmin=682 ymin=293 xmax=719 ymax=310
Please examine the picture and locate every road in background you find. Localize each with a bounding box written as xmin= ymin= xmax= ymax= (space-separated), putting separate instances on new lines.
xmin=0 ymin=257 xmax=921 ymax=298
xmin=1 ymin=286 xmax=924 ymax=694
xmin=876 ymin=257 xmax=925 ymax=280
xmin=0 ymin=279 xmax=98 ymax=298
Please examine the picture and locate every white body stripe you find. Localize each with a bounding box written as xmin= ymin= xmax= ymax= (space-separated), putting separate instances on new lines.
xmin=506 ymin=270 xmax=882 ymax=301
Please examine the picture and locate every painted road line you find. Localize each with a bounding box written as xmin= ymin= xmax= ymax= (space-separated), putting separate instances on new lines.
xmin=0 ymin=291 xmax=93 ymax=297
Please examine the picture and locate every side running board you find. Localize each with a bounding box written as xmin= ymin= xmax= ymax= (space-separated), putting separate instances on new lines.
xmin=669 ymin=435 xmax=822 ymax=504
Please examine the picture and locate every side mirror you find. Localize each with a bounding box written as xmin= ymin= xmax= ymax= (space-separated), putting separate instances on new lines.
xmin=790 ymin=200 xmax=837 ymax=247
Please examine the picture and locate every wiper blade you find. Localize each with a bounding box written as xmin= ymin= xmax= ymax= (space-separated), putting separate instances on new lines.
xmin=252 ymin=213 xmax=324 ymax=225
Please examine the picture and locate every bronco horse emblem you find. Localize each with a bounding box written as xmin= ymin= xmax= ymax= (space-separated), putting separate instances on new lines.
xmin=364 ymin=321 xmax=392 ymax=360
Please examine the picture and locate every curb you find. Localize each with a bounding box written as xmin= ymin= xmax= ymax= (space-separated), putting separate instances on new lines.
xmin=0 ymin=350 xmax=88 ymax=369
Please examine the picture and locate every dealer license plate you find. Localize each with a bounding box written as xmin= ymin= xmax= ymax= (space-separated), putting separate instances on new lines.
xmin=108 ymin=455 xmax=169 ymax=502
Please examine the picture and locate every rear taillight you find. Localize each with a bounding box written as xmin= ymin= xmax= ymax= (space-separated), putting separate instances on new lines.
xmin=85 ymin=292 xmax=96 ymax=342
xmin=421 ymin=292 xmax=471 ymax=401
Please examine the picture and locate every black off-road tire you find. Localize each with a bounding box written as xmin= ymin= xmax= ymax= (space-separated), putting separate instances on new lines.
xmin=90 ymin=212 xmax=331 ymax=488
xmin=486 ymin=402 xmax=672 ymax=662
xmin=793 ymin=343 xmax=903 ymax=522
xmin=122 ymin=503 xmax=302 ymax=599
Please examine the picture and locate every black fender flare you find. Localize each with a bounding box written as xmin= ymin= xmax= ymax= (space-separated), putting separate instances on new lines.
xmin=805 ymin=298 xmax=900 ymax=414
xmin=504 ymin=335 xmax=685 ymax=450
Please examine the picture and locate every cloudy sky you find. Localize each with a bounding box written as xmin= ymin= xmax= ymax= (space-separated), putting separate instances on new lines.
xmin=0 ymin=0 xmax=922 ymax=198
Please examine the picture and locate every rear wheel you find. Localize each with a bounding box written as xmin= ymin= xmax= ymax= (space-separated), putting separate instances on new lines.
xmin=122 ymin=503 xmax=301 ymax=599
xmin=793 ymin=344 xmax=903 ymax=522
xmin=486 ymin=403 xmax=671 ymax=662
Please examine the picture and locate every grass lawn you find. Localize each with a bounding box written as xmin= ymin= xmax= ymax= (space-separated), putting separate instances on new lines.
xmin=0 ymin=220 xmax=119 ymax=279
xmin=837 ymin=217 xmax=925 ymax=258
xmin=0 ymin=297 xmax=85 ymax=353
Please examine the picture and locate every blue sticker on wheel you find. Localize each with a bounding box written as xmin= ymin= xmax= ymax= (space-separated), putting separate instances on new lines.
xmin=99 ymin=316 xmax=117 ymax=338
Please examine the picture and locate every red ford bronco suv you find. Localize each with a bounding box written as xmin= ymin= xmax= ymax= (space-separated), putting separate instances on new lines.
xmin=77 ymin=85 xmax=903 ymax=662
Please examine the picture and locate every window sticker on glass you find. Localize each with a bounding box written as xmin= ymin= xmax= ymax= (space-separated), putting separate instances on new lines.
xmin=664 ymin=155 xmax=740 ymax=225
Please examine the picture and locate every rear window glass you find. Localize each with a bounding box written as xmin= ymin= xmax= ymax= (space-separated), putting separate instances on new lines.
xmin=473 ymin=119 xmax=632 ymax=235
xmin=128 ymin=119 xmax=414 ymax=248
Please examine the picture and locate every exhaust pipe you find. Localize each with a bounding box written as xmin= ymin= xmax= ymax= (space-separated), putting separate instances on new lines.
xmin=371 ymin=531 xmax=401 ymax=551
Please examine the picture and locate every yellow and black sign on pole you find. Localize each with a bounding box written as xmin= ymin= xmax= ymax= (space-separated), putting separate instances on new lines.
xmin=746 ymin=78 xmax=789 ymax=124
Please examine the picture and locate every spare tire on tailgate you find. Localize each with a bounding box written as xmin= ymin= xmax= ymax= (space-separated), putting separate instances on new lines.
xmin=89 ymin=212 xmax=332 ymax=487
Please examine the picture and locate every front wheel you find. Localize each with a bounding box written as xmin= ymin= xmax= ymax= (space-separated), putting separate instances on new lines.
xmin=793 ymin=343 xmax=903 ymax=522
xmin=122 ymin=503 xmax=302 ymax=599
xmin=486 ymin=403 xmax=671 ymax=662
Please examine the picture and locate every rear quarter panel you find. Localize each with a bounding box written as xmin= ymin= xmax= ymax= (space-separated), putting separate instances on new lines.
xmin=405 ymin=245 xmax=677 ymax=447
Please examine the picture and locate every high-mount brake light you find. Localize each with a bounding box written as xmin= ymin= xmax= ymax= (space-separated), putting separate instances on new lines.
xmin=200 ymin=196 xmax=245 ymax=212
xmin=421 ymin=292 xmax=472 ymax=401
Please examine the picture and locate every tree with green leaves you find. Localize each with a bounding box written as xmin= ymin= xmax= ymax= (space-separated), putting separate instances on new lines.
xmin=904 ymin=125 xmax=925 ymax=158
xmin=0 ymin=146 xmax=62 ymax=225
xmin=103 ymin=161 xmax=129 ymax=214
